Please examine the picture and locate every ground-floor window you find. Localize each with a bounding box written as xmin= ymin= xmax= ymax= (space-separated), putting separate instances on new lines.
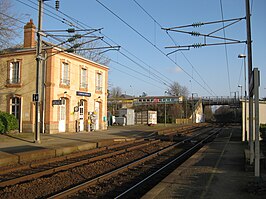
xmin=10 ymin=96 xmax=21 ymax=131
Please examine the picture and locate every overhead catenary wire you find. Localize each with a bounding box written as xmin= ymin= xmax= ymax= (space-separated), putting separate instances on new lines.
xmin=16 ymin=0 xmax=213 ymax=95
xmin=27 ymin=0 xmax=174 ymax=89
xmin=219 ymin=0 xmax=232 ymax=95
xmin=236 ymin=0 xmax=253 ymax=92
xmin=96 ymin=0 xmax=214 ymax=96
xmin=13 ymin=0 xmax=174 ymax=91
xmin=111 ymin=67 xmax=165 ymax=90
xmin=132 ymin=0 xmax=217 ymax=96
xmin=42 ymin=0 xmax=175 ymax=88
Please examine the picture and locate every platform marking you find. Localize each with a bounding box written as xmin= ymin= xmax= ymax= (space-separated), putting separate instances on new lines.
xmin=200 ymin=130 xmax=232 ymax=199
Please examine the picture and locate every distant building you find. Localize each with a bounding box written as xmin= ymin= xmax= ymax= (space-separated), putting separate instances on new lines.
xmin=0 ymin=20 xmax=108 ymax=133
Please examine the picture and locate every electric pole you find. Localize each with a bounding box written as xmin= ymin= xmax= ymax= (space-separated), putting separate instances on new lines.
xmin=34 ymin=0 xmax=44 ymax=143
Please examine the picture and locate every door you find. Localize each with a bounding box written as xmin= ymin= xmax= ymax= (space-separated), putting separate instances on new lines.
xmin=95 ymin=102 xmax=100 ymax=130
xmin=59 ymin=98 xmax=66 ymax=132
xmin=79 ymin=100 xmax=84 ymax=131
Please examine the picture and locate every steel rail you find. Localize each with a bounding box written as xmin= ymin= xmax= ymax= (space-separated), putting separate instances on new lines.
xmin=48 ymin=128 xmax=220 ymax=199
xmin=0 ymin=139 xmax=160 ymax=188
xmin=115 ymin=128 xmax=221 ymax=198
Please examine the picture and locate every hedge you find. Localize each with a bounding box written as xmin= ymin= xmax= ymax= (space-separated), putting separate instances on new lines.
xmin=0 ymin=111 xmax=19 ymax=133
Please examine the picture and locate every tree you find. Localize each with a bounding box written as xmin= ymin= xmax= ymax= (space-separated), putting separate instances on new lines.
xmin=70 ymin=37 xmax=110 ymax=66
xmin=109 ymin=86 xmax=122 ymax=98
xmin=167 ymin=81 xmax=189 ymax=97
xmin=0 ymin=0 xmax=20 ymax=49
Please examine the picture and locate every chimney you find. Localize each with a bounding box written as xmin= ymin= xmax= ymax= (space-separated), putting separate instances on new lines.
xmin=24 ymin=19 xmax=36 ymax=48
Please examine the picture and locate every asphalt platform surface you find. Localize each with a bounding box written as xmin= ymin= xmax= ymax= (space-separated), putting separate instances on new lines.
xmin=1 ymin=124 xmax=266 ymax=198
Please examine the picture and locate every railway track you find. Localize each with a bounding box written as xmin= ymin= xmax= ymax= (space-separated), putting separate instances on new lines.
xmin=0 ymin=139 xmax=164 ymax=187
xmin=49 ymin=127 xmax=221 ymax=199
xmin=0 ymin=125 xmax=218 ymax=199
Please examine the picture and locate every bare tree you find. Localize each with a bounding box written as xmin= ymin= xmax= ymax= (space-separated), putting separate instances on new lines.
xmin=0 ymin=0 xmax=20 ymax=49
xmin=167 ymin=81 xmax=189 ymax=98
xmin=109 ymin=86 xmax=122 ymax=98
xmin=76 ymin=40 xmax=110 ymax=65
xmin=67 ymin=36 xmax=110 ymax=66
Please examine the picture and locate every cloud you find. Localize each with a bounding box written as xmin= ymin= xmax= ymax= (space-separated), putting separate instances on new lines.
xmin=169 ymin=66 xmax=182 ymax=73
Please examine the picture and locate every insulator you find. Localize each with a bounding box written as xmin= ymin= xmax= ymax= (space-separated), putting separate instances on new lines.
xmin=192 ymin=43 xmax=202 ymax=48
xmin=67 ymin=37 xmax=75 ymax=42
xmin=73 ymin=44 xmax=81 ymax=49
xmin=192 ymin=22 xmax=203 ymax=27
xmin=191 ymin=31 xmax=200 ymax=36
xmin=55 ymin=0 xmax=60 ymax=11
xmin=67 ymin=28 xmax=75 ymax=33
xmin=74 ymin=34 xmax=82 ymax=39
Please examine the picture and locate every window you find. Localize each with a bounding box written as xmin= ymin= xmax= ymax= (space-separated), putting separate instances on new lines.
xmin=61 ymin=62 xmax=70 ymax=85
xmin=96 ymin=72 xmax=103 ymax=92
xmin=10 ymin=97 xmax=20 ymax=120
xmin=80 ymin=68 xmax=88 ymax=89
xmin=8 ymin=61 xmax=20 ymax=84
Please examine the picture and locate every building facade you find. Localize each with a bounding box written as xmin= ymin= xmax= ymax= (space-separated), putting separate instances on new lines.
xmin=0 ymin=20 xmax=108 ymax=133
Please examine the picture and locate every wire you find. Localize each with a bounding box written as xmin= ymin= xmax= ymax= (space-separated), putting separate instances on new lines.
xmin=132 ymin=0 xmax=216 ymax=96
xmin=237 ymin=0 xmax=253 ymax=92
xmin=17 ymin=0 xmax=212 ymax=95
xmin=219 ymin=0 xmax=231 ymax=94
xmin=20 ymin=0 xmax=174 ymax=90
xmin=0 ymin=11 xmax=26 ymax=25
xmin=111 ymin=67 xmax=165 ymax=90
xmin=96 ymin=0 xmax=214 ymax=96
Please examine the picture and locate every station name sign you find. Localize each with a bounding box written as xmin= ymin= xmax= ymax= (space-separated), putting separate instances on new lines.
xmin=76 ymin=91 xmax=91 ymax=97
xmin=52 ymin=100 xmax=62 ymax=106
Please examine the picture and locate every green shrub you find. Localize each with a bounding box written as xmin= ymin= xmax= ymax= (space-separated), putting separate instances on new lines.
xmin=0 ymin=119 xmax=5 ymax=133
xmin=0 ymin=111 xmax=19 ymax=133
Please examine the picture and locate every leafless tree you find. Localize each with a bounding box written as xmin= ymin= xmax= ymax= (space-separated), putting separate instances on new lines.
xmin=76 ymin=40 xmax=110 ymax=66
xmin=0 ymin=0 xmax=21 ymax=49
xmin=109 ymin=86 xmax=122 ymax=98
xmin=66 ymin=36 xmax=110 ymax=66
xmin=167 ymin=81 xmax=189 ymax=98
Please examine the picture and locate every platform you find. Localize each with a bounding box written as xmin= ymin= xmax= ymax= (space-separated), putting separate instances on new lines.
xmin=142 ymin=126 xmax=266 ymax=199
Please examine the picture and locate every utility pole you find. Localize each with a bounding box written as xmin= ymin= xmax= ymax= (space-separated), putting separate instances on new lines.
xmin=34 ymin=0 xmax=44 ymax=143
xmin=245 ymin=0 xmax=254 ymax=166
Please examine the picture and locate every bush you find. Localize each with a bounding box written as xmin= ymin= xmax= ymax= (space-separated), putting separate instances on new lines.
xmin=0 ymin=119 xmax=5 ymax=133
xmin=0 ymin=111 xmax=19 ymax=133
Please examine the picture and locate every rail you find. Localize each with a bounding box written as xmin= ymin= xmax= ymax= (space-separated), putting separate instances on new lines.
xmin=48 ymin=128 xmax=221 ymax=198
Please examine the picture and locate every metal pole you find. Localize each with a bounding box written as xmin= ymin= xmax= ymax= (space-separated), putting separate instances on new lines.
xmin=192 ymin=94 xmax=194 ymax=123
xmin=254 ymin=68 xmax=260 ymax=177
xmin=245 ymin=0 xmax=254 ymax=165
xmin=41 ymin=51 xmax=47 ymax=134
xmin=35 ymin=0 xmax=43 ymax=143
xmin=164 ymin=95 xmax=166 ymax=126
xmin=244 ymin=57 xmax=247 ymax=142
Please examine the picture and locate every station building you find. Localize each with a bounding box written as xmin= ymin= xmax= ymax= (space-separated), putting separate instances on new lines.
xmin=0 ymin=20 xmax=108 ymax=134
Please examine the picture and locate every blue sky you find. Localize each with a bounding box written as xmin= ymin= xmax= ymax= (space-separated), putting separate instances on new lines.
xmin=12 ymin=0 xmax=266 ymax=98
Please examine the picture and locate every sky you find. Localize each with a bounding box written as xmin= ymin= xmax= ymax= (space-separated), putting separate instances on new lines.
xmin=11 ymin=0 xmax=266 ymax=98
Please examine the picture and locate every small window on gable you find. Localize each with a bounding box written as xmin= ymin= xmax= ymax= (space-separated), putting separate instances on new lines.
xmin=7 ymin=60 xmax=21 ymax=85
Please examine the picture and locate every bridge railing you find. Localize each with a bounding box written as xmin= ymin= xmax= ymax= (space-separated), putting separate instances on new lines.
xmin=201 ymin=96 xmax=240 ymax=105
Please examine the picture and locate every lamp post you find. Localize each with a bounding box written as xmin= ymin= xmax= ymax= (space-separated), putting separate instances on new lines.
xmin=238 ymin=85 xmax=242 ymax=99
xmin=164 ymin=91 xmax=168 ymax=126
xmin=238 ymin=54 xmax=247 ymax=142
xmin=191 ymin=93 xmax=198 ymax=123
